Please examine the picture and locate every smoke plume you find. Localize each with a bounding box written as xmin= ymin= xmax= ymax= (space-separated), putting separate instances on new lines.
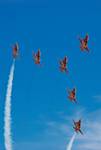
xmin=66 ymin=133 xmax=76 ymax=150
xmin=4 ymin=60 xmax=15 ymax=150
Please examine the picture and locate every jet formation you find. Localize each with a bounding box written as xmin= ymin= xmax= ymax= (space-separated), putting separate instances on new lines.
xmin=11 ymin=34 xmax=90 ymax=135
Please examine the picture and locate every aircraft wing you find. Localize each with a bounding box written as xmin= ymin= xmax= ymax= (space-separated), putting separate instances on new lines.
xmin=79 ymin=129 xmax=83 ymax=135
xmin=73 ymin=120 xmax=76 ymax=126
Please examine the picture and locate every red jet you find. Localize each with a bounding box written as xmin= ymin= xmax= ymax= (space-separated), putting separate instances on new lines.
xmin=59 ymin=56 xmax=68 ymax=73
xmin=79 ymin=34 xmax=89 ymax=52
xmin=33 ymin=49 xmax=41 ymax=65
xmin=67 ymin=88 xmax=77 ymax=103
xmin=12 ymin=43 xmax=19 ymax=58
xmin=73 ymin=120 xmax=83 ymax=135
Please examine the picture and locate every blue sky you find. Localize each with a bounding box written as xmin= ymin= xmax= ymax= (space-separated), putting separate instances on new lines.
xmin=0 ymin=0 xmax=101 ymax=150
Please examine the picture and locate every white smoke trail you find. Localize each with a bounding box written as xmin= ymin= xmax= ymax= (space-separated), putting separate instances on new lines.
xmin=66 ymin=133 xmax=76 ymax=150
xmin=4 ymin=59 xmax=15 ymax=150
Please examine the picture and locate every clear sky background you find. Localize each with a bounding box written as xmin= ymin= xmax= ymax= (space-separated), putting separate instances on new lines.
xmin=0 ymin=0 xmax=101 ymax=150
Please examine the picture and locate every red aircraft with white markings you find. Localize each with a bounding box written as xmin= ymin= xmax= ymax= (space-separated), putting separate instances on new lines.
xmin=33 ymin=49 xmax=41 ymax=65
xmin=73 ymin=120 xmax=83 ymax=135
xmin=67 ymin=88 xmax=77 ymax=103
xmin=79 ymin=34 xmax=89 ymax=52
xmin=12 ymin=43 xmax=19 ymax=58
xmin=59 ymin=56 xmax=68 ymax=73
